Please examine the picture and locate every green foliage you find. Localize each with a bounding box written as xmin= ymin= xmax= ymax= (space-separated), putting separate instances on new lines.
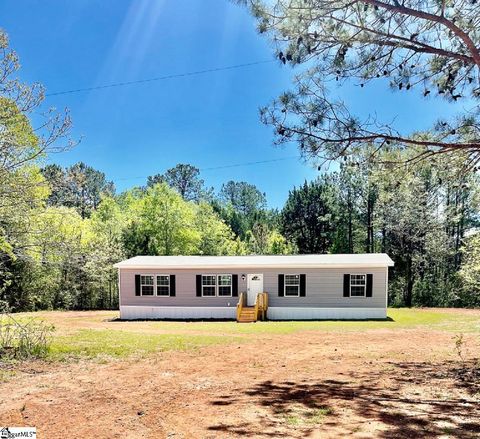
xmin=217 ymin=181 xmax=268 ymax=237
xmin=458 ymin=233 xmax=480 ymax=306
xmin=137 ymin=183 xmax=200 ymax=255
xmin=122 ymin=184 xmax=248 ymax=257
xmin=147 ymin=163 xmax=213 ymax=202
xmin=281 ymin=178 xmax=337 ymax=253
xmin=329 ymin=150 xmax=480 ymax=307
xmin=0 ymin=314 xmax=54 ymax=360
xmin=246 ymin=0 xmax=480 ymax=164
xmin=195 ymin=202 xmax=245 ymax=255
xmin=0 ymin=28 xmax=72 ymax=310
xmin=245 ymin=226 xmax=295 ymax=255
xmin=1 ymin=26 xmax=479 ymax=313
xmin=85 ymin=197 xmax=126 ymax=308
xmin=0 ymin=96 xmax=49 ymax=262
xmin=42 ymin=162 xmax=115 ymax=218
xmin=220 ymin=180 xmax=266 ymax=216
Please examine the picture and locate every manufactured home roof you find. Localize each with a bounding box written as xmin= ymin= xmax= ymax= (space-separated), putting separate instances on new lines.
xmin=114 ymin=254 xmax=394 ymax=269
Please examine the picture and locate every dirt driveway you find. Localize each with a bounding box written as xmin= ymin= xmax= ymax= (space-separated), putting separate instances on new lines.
xmin=0 ymin=311 xmax=479 ymax=438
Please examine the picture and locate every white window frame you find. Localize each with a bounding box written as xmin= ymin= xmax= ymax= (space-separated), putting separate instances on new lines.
xmin=349 ymin=274 xmax=367 ymax=298
xmin=140 ymin=274 xmax=154 ymax=296
xmin=201 ymin=274 xmax=233 ymax=297
xmin=217 ymin=274 xmax=233 ymax=297
xmin=156 ymin=274 xmax=171 ymax=297
xmin=284 ymin=274 xmax=301 ymax=297
xmin=201 ymin=274 xmax=217 ymax=297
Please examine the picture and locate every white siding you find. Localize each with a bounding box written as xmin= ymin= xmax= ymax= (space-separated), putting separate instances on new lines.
xmin=267 ymin=307 xmax=386 ymax=320
xmin=120 ymin=305 xmax=236 ymax=320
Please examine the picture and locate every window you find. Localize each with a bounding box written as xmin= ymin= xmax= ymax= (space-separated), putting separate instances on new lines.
xmin=156 ymin=275 xmax=170 ymax=296
xmin=350 ymin=274 xmax=366 ymax=297
xmin=202 ymin=275 xmax=217 ymax=297
xmin=285 ymin=274 xmax=300 ymax=297
xmin=201 ymin=274 xmax=233 ymax=297
xmin=140 ymin=275 xmax=154 ymax=296
xmin=218 ymin=275 xmax=232 ymax=297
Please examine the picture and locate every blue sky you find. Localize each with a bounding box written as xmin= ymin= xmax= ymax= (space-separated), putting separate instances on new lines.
xmin=0 ymin=0 xmax=462 ymax=208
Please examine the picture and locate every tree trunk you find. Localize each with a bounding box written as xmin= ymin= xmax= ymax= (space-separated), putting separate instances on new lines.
xmin=347 ymin=189 xmax=353 ymax=253
xmin=366 ymin=189 xmax=374 ymax=253
xmin=405 ymin=255 xmax=414 ymax=307
xmin=381 ymin=225 xmax=386 ymax=253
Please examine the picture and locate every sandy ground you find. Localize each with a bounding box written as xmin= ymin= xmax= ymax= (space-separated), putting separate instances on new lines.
xmin=0 ymin=313 xmax=479 ymax=438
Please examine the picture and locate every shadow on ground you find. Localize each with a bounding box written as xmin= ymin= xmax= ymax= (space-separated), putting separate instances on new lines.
xmin=208 ymin=360 xmax=480 ymax=438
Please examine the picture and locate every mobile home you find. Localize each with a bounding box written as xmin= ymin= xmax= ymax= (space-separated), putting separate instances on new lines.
xmin=114 ymin=254 xmax=393 ymax=321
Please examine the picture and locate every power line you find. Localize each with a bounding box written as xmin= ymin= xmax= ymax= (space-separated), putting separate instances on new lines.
xmin=115 ymin=155 xmax=302 ymax=182
xmin=200 ymin=155 xmax=301 ymax=171
xmin=46 ymin=60 xmax=274 ymax=97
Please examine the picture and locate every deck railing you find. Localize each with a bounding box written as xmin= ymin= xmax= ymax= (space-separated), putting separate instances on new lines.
xmin=237 ymin=292 xmax=268 ymax=321
xmin=254 ymin=292 xmax=269 ymax=321
xmin=236 ymin=292 xmax=246 ymax=321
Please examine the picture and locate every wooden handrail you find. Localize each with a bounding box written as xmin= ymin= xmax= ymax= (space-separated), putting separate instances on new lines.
xmin=236 ymin=292 xmax=245 ymax=321
xmin=254 ymin=292 xmax=269 ymax=321
xmin=237 ymin=292 xmax=268 ymax=321
xmin=254 ymin=296 xmax=259 ymax=321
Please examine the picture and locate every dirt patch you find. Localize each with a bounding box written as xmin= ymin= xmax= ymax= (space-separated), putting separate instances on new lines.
xmin=0 ymin=316 xmax=479 ymax=438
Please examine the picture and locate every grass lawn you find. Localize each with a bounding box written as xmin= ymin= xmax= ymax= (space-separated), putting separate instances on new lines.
xmin=48 ymin=330 xmax=243 ymax=360
xmin=8 ymin=307 xmax=479 ymax=360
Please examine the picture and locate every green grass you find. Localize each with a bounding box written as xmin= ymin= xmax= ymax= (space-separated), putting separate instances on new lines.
xmin=145 ymin=308 xmax=480 ymax=335
xmin=284 ymin=406 xmax=334 ymax=426
xmin=0 ymin=368 xmax=17 ymax=382
xmin=8 ymin=308 xmax=478 ymax=361
xmin=48 ymin=329 xmax=243 ymax=360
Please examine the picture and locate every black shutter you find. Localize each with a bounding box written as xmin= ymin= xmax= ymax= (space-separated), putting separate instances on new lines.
xmin=135 ymin=274 xmax=141 ymax=296
xmin=366 ymin=274 xmax=373 ymax=297
xmin=170 ymin=275 xmax=176 ymax=297
xmin=232 ymin=274 xmax=238 ymax=297
xmin=299 ymin=274 xmax=306 ymax=297
xmin=278 ymin=274 xmax=284 ymax=297
xmin=196 ymin=275 xmax=202 ymax=297
xmin=343 ymin=274 xmax=350 ymax=297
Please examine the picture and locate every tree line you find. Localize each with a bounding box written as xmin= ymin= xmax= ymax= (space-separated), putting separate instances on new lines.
xmin=3 ymin=153 xmax=480 ymax=311
xmin=1 ymin=23 xmax=480 ymax=312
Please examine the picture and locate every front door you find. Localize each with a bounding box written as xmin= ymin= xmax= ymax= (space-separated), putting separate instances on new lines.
xmin=247 ymin=274 xmax=263 ymax=306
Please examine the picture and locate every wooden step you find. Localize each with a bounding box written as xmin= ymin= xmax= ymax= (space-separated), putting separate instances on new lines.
xmin=237 ymin=306 xmax=258 ymax=322
xmin=237 ymin=310 xmax=257 ymax=322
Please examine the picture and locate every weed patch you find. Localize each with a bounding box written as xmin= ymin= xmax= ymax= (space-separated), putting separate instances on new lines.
xmin=0 ymin=313 xmax=54 ymax=360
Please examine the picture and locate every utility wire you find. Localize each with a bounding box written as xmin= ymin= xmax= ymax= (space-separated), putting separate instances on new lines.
xmin=115 ymin=155 xmax=302 ymax=182
xmin=46 ymin=60 xmax=274 ymax=96
xmin=200 ymin=155 xmax=301 ymax=171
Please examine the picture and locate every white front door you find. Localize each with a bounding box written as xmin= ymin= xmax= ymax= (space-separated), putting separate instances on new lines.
xmin=247 ymin=274 xmax=263 ymax=306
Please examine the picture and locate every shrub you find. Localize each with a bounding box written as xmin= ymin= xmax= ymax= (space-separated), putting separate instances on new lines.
xmin=0 ymin=313 xmax=55 ymax=360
